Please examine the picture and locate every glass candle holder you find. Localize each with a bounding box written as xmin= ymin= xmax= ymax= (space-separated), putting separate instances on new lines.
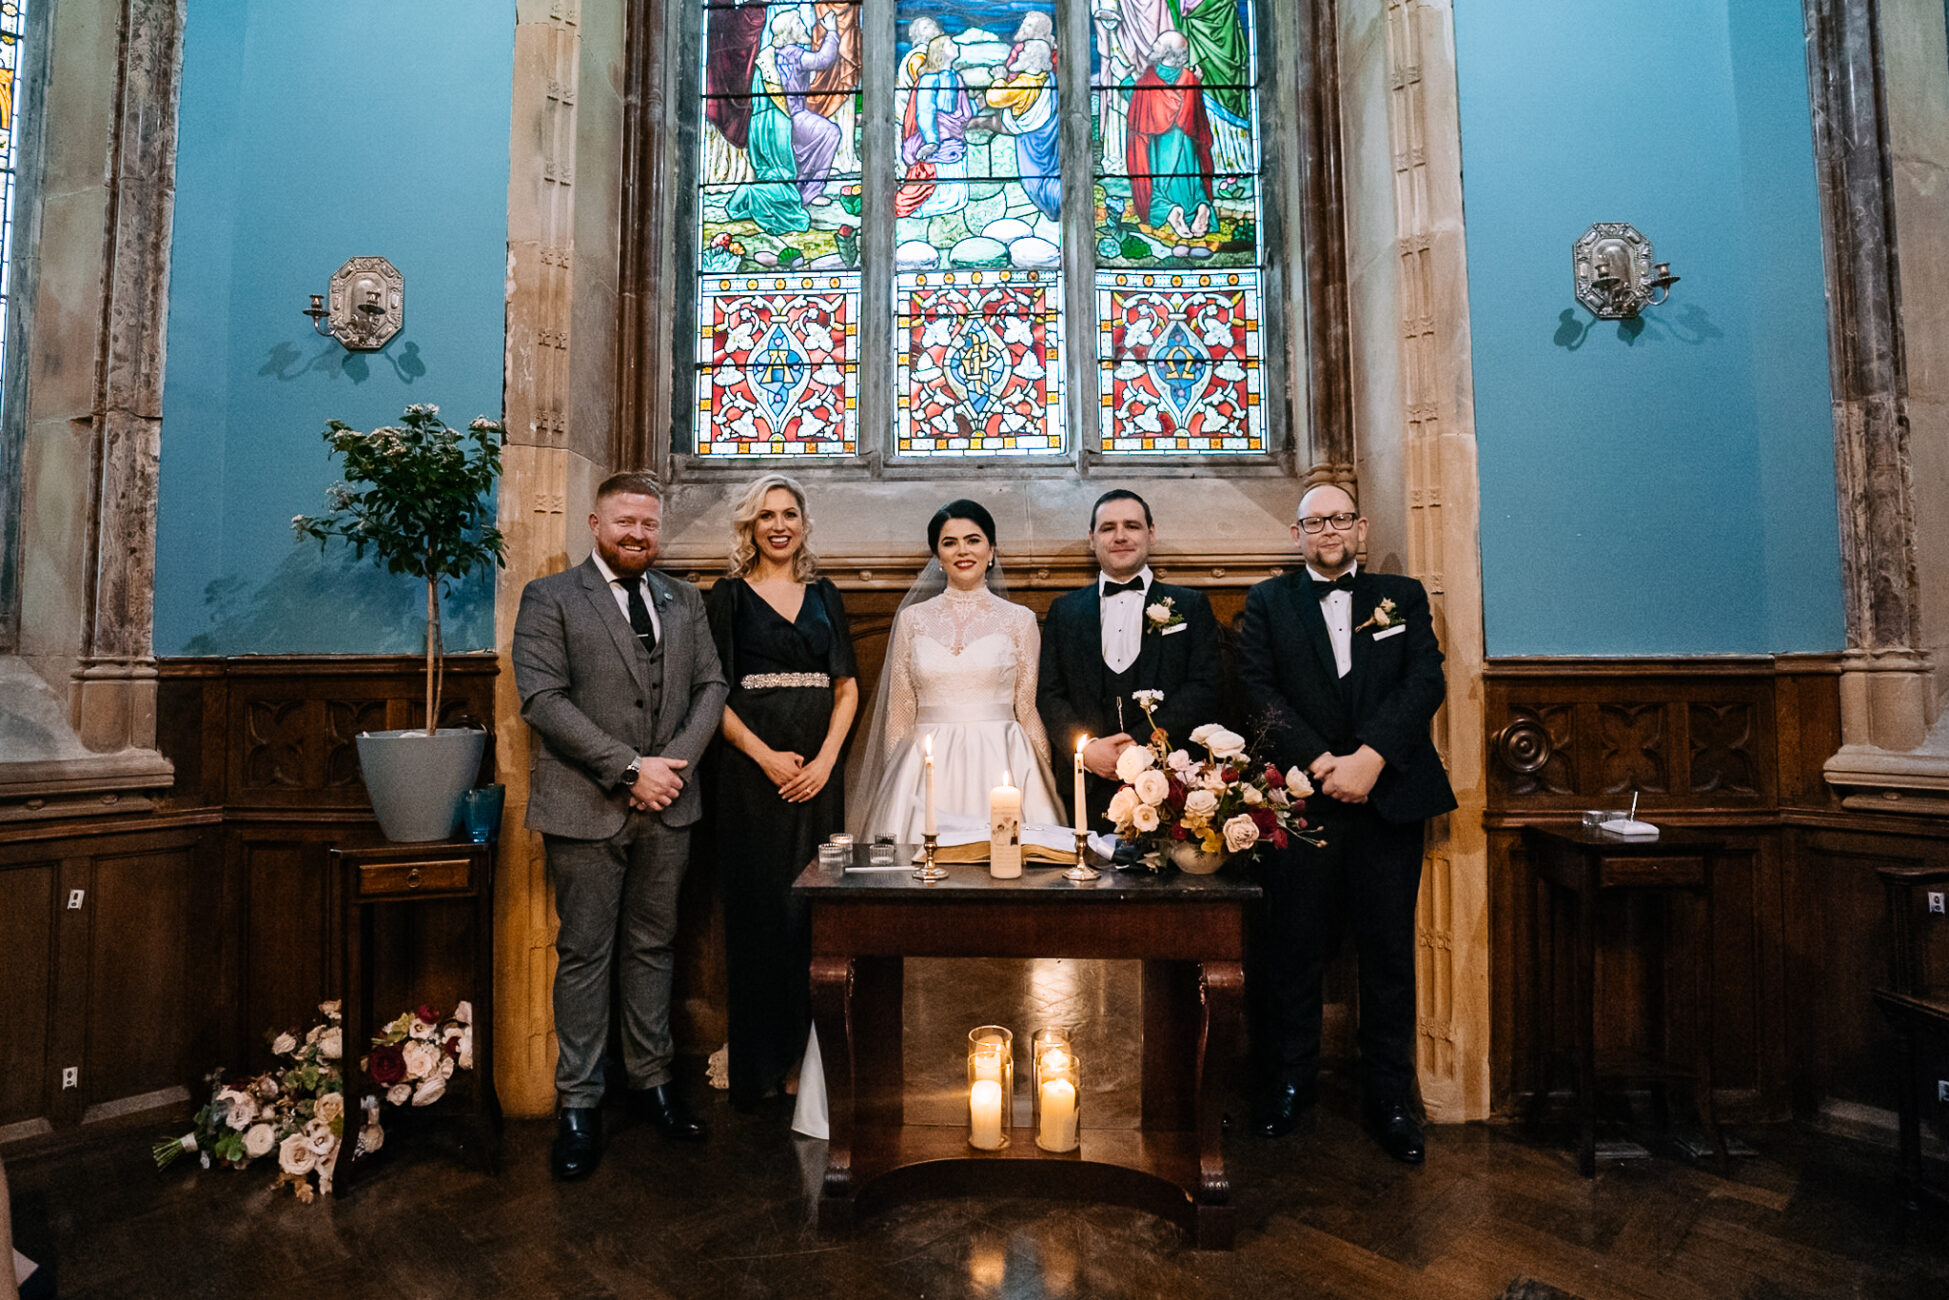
xmin=1034 ymin=1046 xmax=1081 ymax=1153
xmin=828 ymin=832 xmax=855 ymax=849
xmin=966 ymin=1025 xmax=1013 ymax=1150
xmin=868 ymin=841 xmax=899 ymax=866
xmin=817 ymin=843 xmax=849 ymax=872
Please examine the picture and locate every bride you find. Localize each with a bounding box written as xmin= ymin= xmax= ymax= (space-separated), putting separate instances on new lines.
xmin=792 ymin=499 xmax=1066 ymax=1138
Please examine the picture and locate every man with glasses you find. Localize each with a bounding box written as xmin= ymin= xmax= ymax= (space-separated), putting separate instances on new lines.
xmin=1237 ymin=483 xmax=1456 ymax=1163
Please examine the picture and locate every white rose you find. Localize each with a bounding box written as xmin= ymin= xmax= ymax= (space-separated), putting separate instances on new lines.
xmin=1131 ymin=803 xmax=1161 ymax=833
xmin=220 ymin=1090 xmax=257 ymax=1130
xmin=439 ymin=1054 xmax=456 ymax=1079
xmin=451 ymin=1000 xmax=473 ymax=1027
xmin=412 ymin=1075 xmax=448 ymax=1107
xmin=1189 ymin=724 xmax=1219 ymax=746
xmin=304 ymin=1118 xmax=336 ymax=1156
xmin=318 ymin=1028 xmax=342 ymax=1061
xmin=386 ymin=1083 xmax=413 ymax=1107
xmin=1200 ymin=768 xmax=1229 ymax=792
xmin=1165 ymin=748 xmax=1194 ymax=773
xmin=400 ymin=1039 xmax=442 ymax=1081
xmin=1145 ymin=601 xmax=1171 ymax=624
xmin=456 ymin=1028 xmax=474 ymax=1071
xmin=314 ymin=1093 xmax=344 ymax=1126
xmin=1242 ymin=785 xmax=1265 ymax=806
xmin=1133 ymin=769 xmax=1171 ymax=805
xmin=242 ymin=1123 xmax=277 ymax=1159
xmin=1183 ymin=789 xmax=1219 ymax=820
xmin=1204 ymin=728 xmax=1247 ymax=759
xmin=278 ymin=1132 xmax=317 ymax=1176
xmin=1285 ymin=766 xmax=1315 ymax=799
xmin=305 ymin=1025 xmax=325 ymax=1045
xmin=270 ymin=1032 xmax=298 ymax=1056
xmin=318 ymin=1000 xmax=342 ymax=1020
xmin=1223 ymin=815 xmax=1261 ymax=854
xmin=1114 ymin=745 xmax=1157 ymax=782
xmin=1106 ymin=786 xmax=1140 ymax=827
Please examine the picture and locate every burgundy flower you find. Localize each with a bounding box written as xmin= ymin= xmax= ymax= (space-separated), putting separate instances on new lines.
xmin=1270 ymin=828 xmax=1289 ymax=850
xmin=1166 ymin=780 xmax=1187 ymax=810
xmin=1170 ymin=824 xmax=1189 ymax=841
xmin=1248 ymin=807 xmax=1278 ymax=833
xmin=1222 ymin=767 xmax=1239 ymax=783
xmin=367 ymin=1043 xmax=407 ymax=1085
xmin=1264 ymin=763 xmax=1282 ymax=786
xmin=416 ymin=1003 xmax=440 ymax=1025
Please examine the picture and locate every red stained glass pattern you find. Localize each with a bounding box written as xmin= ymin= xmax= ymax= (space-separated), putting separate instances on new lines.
xmin=896 ymin=270 xmax=1063 ymax=455
xmin=696 ymin=276 xmax=858 ymax=456
xmin=1097 ymin=272 xmax=1263 ymax=453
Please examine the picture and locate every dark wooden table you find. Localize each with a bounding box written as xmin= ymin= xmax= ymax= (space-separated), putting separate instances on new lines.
xmin=333 ymin=838 xmax=501 ymax=1193
xmin=1523 ymin=823 xmax=1724 ymax=1176
xmin=793 ymin=850 xmax=1259 ymax=1249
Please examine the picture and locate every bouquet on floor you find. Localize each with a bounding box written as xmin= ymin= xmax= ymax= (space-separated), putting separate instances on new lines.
xmin=1105 ymin=691 xmax=1326 ymax=871
xmin=361 ymin=1001 xmax=473 ymax=1110
xmin=153 ymin=1000 xmax=347 ymax=1201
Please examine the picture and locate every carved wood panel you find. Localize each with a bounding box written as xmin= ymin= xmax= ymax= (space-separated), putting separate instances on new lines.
xmin=1595 ymin=703 xmax=1667 ymax=795
xmin=1690 ymin=702 xmax=1758 ymax=796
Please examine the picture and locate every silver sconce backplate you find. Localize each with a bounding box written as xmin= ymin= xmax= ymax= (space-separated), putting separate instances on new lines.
xmin=1571 ymin=223 xmax=1678 ymax=320
xmin=322 ymin=256 xmax=404 ymax=350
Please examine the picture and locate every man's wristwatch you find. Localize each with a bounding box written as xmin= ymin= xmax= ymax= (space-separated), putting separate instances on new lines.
xmin=619 ymin=760 xmax=641 ymax=790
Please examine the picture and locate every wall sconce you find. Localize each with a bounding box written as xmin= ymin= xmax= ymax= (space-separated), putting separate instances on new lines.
xmin=301 ymin=256 xmax=404 ymax=350
xmin=1571 ymin=223 xmax=1679 ymax=320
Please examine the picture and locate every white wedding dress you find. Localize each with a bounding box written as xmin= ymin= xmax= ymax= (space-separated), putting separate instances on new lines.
xmin=792 ymin=585 xmax=1066 ymax=1139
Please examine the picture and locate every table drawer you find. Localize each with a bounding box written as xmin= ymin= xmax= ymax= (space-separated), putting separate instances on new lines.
xmin=358 ymin=856 xmax=474 ymax=897
xmin=1599 ymin=856 xmax=1705 ymax=889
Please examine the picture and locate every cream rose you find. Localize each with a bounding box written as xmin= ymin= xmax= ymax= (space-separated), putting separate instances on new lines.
xmin=1200 ymin=768 xmax=1229 ymax=792
xmin=1285 ymin=766 xmax=1315 ymax=798
xmin=1165 ymin=748 xmax=1194 ymax=773
xmin=242 ymin=1123 xmax=277 ymax=1159
xmin=220 ymin=1090 xmax=257 ymax=1130
xmin=1204 ymin=727 xmax=1247 ymax=759
xmin=1133 ymin=769 xmax=1171 ymax=806
xmin=455 ymin=1027 xmax=474 ymax=1071
xmin=1107 ymin=786 xmax=1140 ymax=827
xmin=451 ymin=1000 xmax=473 ymax=1027
xmin=412 ymin=1075 xmax=448 ymax=1107
xmin=1223 ymin=815 xmax=1261 ymax=853
xmin=1131 ymin=803 xmax=1161 ymax=833
xmin=386 ymin=1083 xmax=412 ymax=1107
xmin=318 ymin=1028 xmax=342 ymax=1061
xmin=318 ymin=999 xmax=342 ymax=1020
xmin=1145 ymin=601 xmax=1171 ymax=624
xmin=278 ymin=1132 xmax=317 ymax=1176
xmin=314 ymin=1093 xmax=344 ymax=1126
xmin=304 ymin=1118 xmax=336 ymax=1156
xmin=438 ymin=1054 xmax=456 ymax=1080
xmin=1242 ymin=785 xmax=1265 ymax=806
xmin=1115 ymin=745 xmax=1157 ymax=782
xmin=400 ymin=1039 xmax=442 ymax=1081
xmin=1188 ymin=724 xmax=1219 ymax=746
xmin=1183 ymin=789 xmax=1219 ymax=821
xmin=270 ymin=1032 xmax=298 ymax=1057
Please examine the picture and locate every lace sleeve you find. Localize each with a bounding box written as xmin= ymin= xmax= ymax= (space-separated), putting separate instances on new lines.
xmin=1009 ymin=602 xmax=1053 ymax=766
xmin=883 ymin=609 xmax=919 ymax=763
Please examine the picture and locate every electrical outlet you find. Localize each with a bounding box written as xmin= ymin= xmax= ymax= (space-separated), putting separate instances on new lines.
xmin=1930 ymin=890 xmax=1946 ymax=915
xmin=67 ymin=889 xmax=85 ymax=910
xmin=61 ymin=1066 xmax=78 ymax=1089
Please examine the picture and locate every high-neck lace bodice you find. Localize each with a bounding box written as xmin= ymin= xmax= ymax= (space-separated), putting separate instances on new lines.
xmin=882 ymin=587 xmax=1051 ymax=764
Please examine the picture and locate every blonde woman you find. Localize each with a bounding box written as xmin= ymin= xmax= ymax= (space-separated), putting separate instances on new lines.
xmin=704 ymin=474 xmax=859 ymax=1110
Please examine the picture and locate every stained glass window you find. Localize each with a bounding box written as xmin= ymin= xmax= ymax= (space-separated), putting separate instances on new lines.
xmin=0 ymin=0 xmax=27 ymax=428
xmin=696 ymin=0 xmax=864 ymax=456
xmin=1091 ymin=0 xmax=1266 ymax=453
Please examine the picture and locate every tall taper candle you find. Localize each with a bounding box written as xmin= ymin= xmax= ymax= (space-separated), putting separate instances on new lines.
xmin=923 ymin=733 xmax=937 ymax=836
xmin=1073 ymin=736 xmax=1089 ymax=838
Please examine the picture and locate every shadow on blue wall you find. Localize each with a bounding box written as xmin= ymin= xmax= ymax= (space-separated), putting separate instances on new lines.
xmin=259 ymin=340 xmax=429 ymax=386
xmin=1552 ymin=304 xmax=1725 ymax=351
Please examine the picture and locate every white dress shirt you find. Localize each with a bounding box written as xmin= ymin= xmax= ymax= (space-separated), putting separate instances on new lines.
xmin=1307 ymin=562 xmax=1357 ymax=679
xmin=590 ymin=551 xmax=662 ymax=641
xmin=1099 ymin=565 xmax=1153 ymax=675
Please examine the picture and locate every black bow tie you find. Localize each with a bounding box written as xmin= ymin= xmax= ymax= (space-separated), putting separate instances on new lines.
xmin=1312 ymin=572 xmax=1355 ymax=599
xmin=1102 ymin=577 xmax=1145 ymax=597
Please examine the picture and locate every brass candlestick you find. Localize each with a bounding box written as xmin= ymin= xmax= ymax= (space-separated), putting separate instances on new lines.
xmin=914 ymin=832 xmax=946 ymax=883
xmin=1064 ymin=829 xmax=1099 ymax=882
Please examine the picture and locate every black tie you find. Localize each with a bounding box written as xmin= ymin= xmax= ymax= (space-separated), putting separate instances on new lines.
xmin=1102 ymin=577 xmax=1145 ymax=597
xmin=622 ymin=579 xmax=658 ymax=654
xmin=1312 ymin=572 xmax=1355 ymax=600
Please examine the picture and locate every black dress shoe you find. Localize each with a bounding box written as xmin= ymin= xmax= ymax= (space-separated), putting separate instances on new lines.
xmin=551 ymin=1107 xmax=603 ymax=1180
xmin=1254 ymin=1080 xmax=1318 ymax=1138
xmin=1364 ymin=1100 xmax=1425 ymax=1165
xmin=629 ymin=1083 xmax=709 ymax=1142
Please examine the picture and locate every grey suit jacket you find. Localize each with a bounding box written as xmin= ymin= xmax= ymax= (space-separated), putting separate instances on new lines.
xmin=512 ymin=556 xmax=729 ymax=840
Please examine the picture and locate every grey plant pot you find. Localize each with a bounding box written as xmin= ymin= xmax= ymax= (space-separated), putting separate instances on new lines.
xmin=355 ymin=727 xmax=487 ymax=842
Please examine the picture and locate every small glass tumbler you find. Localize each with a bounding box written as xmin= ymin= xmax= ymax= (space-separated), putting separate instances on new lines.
xmin=817 ymin=843 xmax=850 ymax=872
xmin=1034 ymin=1048 xmax=1081 ymax=1153
xmin=966 ymin=1025 xmax=1013 ymax=1150
xmin=868 ymin=841 xmax=899 ymax=866
xmin=460 ymin=785 xmax=505 ymax=843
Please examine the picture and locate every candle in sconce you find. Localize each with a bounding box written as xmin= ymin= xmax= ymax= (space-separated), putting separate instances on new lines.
xmin=923 ymin=733 xmax=937 ymax=837
xmin=1074 ymin=737 xmax=1089 ymax=839
xmin=990 ymin=770 xmax=1023 ymax=879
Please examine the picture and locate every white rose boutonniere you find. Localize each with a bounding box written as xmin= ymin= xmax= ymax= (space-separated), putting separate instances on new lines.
xmin=1355 ymin=597 xmax=1400 ymax=633
xmin=1145 ymin=597 xmax=1184 ymax=633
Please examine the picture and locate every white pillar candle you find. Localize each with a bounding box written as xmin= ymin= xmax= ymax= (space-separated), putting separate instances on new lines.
xmin=1073 ymin=737 xmax=1089 ymax=838
xmin=969 ymin=1078 xmax=1006 ymax=1150
xmin=923 ymin=733 xmax=937 ymax=837
xmin=990 ymin=770 xmax=1023 ymax=879
xmin=1037 ymin=1077 xmax=1078 ymax=1151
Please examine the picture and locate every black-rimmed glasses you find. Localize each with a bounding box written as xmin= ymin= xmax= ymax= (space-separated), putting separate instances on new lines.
xmin=1297 ymin=512 xmax=1359 ymax=534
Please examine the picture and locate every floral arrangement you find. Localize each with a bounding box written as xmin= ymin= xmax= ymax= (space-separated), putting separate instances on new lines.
xmin=1105 ymin=693 xmax=1324 ymax=869
xmin=153 ymin=999 xmax=474 ymax=1203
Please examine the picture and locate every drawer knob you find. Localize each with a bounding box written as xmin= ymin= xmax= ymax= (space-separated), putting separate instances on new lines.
xmin=406 ymin=867 xmax=423 ymax=889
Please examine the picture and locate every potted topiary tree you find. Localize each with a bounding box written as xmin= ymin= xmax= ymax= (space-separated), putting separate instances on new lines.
xmin=293 ymin=403 xmax=506 ymax=841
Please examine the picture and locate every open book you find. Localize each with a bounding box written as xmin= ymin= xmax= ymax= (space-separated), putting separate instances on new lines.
xmin=923 ymin=813 xmax=1079 ymax=865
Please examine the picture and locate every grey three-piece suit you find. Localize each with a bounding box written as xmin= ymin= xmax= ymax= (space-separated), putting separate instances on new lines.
xmin=512 ymin=556 xmax=728 ymax=1107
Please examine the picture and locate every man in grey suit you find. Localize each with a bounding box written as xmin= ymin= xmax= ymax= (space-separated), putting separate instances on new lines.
xmin=513 ymin=470 xmax=728 ymax=1180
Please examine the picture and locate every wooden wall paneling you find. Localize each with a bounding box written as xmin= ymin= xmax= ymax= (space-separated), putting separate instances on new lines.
xmin=0 ymin=858 xmax=56 ymax=1134
xmin=84 ymin=843 xmax=197 ymax=1114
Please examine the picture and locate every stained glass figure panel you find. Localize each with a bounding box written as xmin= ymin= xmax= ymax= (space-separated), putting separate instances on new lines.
xmin=696 ymin=275 xmax=859 ymax=456
xmin=0 ymin=0 xmax=26 ymax=422
xmin=896 ymin=270 xmax=1064 ymax=455
xmin=1094 ymin=173 xmax=1259 ymax=269
xmin=1097 ymin=272 xmax=1263 ymax=453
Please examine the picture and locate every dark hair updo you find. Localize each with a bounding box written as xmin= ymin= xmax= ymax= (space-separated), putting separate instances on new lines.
xmin=927 ymin=499 xmax=998 ymax=555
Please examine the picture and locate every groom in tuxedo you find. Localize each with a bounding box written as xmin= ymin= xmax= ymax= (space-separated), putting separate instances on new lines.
xmin=1237 ymin=483 xmax=1455 ymax=1163
xmin=1038 ymin=489 xmax=1222 ymax=828
xmin=512 ymin=471 xmax=728 ymax=1180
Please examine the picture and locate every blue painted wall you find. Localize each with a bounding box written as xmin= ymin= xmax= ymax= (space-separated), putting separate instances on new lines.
xmin=1455 ymin=0 xmax=1845 ymax=656
xmin=155 ymin=1 xmax=514 ymax=656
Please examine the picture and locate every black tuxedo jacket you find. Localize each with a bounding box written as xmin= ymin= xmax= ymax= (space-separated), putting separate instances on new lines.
xmin=1037 ymin=578 xmax=1223 ymax=752
xmin=1237 ymin=568 xmax=1456 ymax=825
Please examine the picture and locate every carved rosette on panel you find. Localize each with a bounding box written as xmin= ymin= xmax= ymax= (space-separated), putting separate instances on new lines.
xmin=1596 ymin=703 xmax=1667 ymax=795
xmin=326 ymin=700 xmax=387 ymax=787
xmin=1689 ymin=702 xmax=1757 ymax=796
xmin=243 ymin=700 xmax=307 ymax=789
xmin=1492 ymin=704 xmax=1574 ymax=796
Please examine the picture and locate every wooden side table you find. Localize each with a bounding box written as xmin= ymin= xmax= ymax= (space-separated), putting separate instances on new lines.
xmin=333 ymin=839 xmax=500 ymax=1193
xmin=1872 ymin=863 xmax=1949 ymax=1210
xmin=1523 ymin=823 xmax=1725 ymax=1176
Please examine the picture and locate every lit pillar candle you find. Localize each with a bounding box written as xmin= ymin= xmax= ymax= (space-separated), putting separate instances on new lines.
xmin=923 ymin=733 xmax=937 ymax=837
xmin=990 ymin=770 xmax=1023 ymax=879
xmin=1038 ymin=1077 xmax=1077 ymax=1151
xmin=1073 ymin=737 xmax=1089 ymax=838
xmin=969 ymin=1078 xmax=1006 ymax=1150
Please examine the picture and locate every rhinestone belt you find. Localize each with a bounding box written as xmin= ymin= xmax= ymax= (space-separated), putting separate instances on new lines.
xmin=739 ymin=672 xmax=831 ymax=689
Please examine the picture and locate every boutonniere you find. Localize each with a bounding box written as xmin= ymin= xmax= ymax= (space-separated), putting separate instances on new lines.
xmin=1144 ymin=597 xmax=1184 ymax=634
xmin=1354 ymin=597 xmax=1399 ymax=633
